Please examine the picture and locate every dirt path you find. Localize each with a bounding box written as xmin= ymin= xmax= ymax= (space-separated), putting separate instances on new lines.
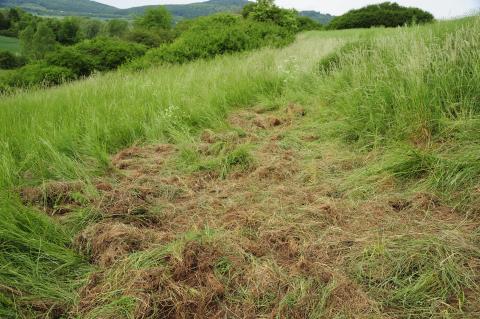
xmin=22 ymin=104 xmax=479 ymax=318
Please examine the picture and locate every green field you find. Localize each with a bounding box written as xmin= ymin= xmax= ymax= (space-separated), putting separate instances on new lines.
xmin=0 ymin=35 xmax=20 ymax=53
xmin=1 ymin=16 xmax=479 ymax=318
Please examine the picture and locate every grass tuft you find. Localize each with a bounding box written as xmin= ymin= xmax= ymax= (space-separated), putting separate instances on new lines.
xmin=351 ymin=234 xmax=479 ymax=317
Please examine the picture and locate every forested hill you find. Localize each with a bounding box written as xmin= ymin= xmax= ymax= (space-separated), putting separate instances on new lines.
xmin=0 ymin=0 xmax=119 ymax=17
xmin=0 ymin=0 xmax=335 ymax=23
xmin=124 ymin=0 xmax=250 ymax=19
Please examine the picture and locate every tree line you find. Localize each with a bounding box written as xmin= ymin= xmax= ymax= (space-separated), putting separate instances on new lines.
xmin=328 ymin=2 xmax=434 ymax=30
xmin=0 ymin=0 xmax=323 ymax=92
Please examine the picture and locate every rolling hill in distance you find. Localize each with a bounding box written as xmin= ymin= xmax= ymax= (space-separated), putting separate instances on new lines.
xmin=0 ymin=0 xmax=335 ymax=23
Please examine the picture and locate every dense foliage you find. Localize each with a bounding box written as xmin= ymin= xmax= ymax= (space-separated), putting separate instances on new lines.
xmin=44 ymin=38 xmax=146 ymax=77
xmin=1 ymin=1 xmax=306 ymax=90
xmin=3 ymin=62 xmax=74 ymax=87
xmin=0 ymin=49 xmax=24 ymax=68
xmin=133 ymin=13 xmax=294 ymax=67
xmin=328 ymin=2 xmax=434 ymax=29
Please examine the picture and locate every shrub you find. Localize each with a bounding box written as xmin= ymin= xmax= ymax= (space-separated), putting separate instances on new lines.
xmin=328 ymin=2 xmax=434 ymax=30
xmin=0 ymin=11 xmax=10 ymax=30
xmin=57 ymin=17 xmax=82 ymax=45
xmin=105 ymin=19 xmax=129 ymax=38
xmin=134 ymin=6 xmax=173 ymax=30
xmin=74 ymin=37 xmax=147 ymax=71
xmin=125 ymin=28 xmax=176 ymax=48
xmin=297 ymin=16 xmax=323 ymax=31
xmin=0 ymin=51 xmax=26 ymax=69
xmin=5 ymin=63 xmax=75 ymax=88
xmin=46 ymin=46 xmax=95 ymax=77
xmin=242 ymin=0 xmax=299 ymax=31
xmin=133 ymin=14 xmax=294 ymax=66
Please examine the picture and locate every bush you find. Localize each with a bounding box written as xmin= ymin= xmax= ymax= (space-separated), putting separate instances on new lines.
xmin=133 ymin=14 xmax=294 ymax=66
xmin=125 ymin=28 xmax=176 ymax=48
xmin=74 ymin=37 xmax=147 ymax=71
xmin=46 ymin=46 xmax=95 ymax=77
xmin=0 ymin=51 xmax=26 ymax=69
xmin=134 ymin=6 xmax=173 ymax=30
xmin=328 ymin=2 xmax=434 ymax=30
xmin=5 ymin=63 xmax=75 ymax=88
xmin=297 ymin=16 xmax=323 ymax=31
xmin=242 ymin=0 xmax=299 ymax=31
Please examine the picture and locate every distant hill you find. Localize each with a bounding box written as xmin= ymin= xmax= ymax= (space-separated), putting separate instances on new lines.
xmin=300 ymin=11 xmax=335 ymax=25
xmin=0 ymin=0 xmax=119 ymax=18
xmin=0 ymin=0 xmax=335 ymax=23
xmin=125 ymin=0 xmax=249 ymax=20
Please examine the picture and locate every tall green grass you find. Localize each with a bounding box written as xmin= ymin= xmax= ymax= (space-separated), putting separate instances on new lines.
xmin=285 ymin=16 xmax=480 ymax=208
xmin=0 ymin=35 xmax=341 ymax=189
xmin=0 ymin=193 xmax=91 ymax=317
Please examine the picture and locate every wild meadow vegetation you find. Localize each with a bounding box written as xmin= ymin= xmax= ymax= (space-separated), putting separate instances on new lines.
xmin=0 ymin=1 xmax=321 ymax=92
xmin=0 ymin=1 xmax=479 ymax=318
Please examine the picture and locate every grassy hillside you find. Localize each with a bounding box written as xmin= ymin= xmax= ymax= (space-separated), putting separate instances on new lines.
xmin=0 ymin=16 xmax=479 ymax=318
xmin=0 ymin=35 xmax=19 ymax=53
xmin=0 ymin=0 xmax=119 ymax=17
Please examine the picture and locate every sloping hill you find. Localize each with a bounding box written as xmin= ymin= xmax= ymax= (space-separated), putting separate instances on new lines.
xmin=0 ymin=0 xmax=334 ymax=23
xmin=0 ymin=0 xmax=119 ymax=17
xmin=300 ymin=10 xmax=334 ymax=24
xmin=124 ymin=0 xmax=249 ymax=19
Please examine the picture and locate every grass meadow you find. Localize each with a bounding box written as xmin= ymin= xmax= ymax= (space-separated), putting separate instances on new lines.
xmin=0 ymin=35 xmax=20 ymax=53
xmin=1 ymin=16 xmax=479 ymax=318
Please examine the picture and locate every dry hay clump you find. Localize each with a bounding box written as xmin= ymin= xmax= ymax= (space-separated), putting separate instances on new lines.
xmin=77 ymin=239 xmax=238 ymax=318
xmin=74 ymin=222 xmax=162 ymax=267
xmin=76 ymin=231 xmax=379 ymax=319
xmin=20 ymin=180 xmax=85 ymax=215
xmin=112 ymin=144 xmax=176 ymax=172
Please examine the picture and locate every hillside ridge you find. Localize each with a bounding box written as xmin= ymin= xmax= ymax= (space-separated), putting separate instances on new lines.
xmin=0 ymin=0 xmax=335 ymax=23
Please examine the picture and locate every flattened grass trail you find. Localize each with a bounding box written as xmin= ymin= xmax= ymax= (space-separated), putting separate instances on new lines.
xmin=1 ymin=17 xmax=480 ymax=318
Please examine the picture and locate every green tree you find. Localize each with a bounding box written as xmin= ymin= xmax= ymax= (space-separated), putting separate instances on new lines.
xmin=58 ymin=18 xmax=81 ymax=45
xmin=0 ymin=11 xmax=10 ymax=30
xmin=241 ymin=3 xmax=257 ymax=18
xmin=135 ymin=7 xmax=173 ymax=30
xmin=19 ymin=24 xmax=35 ymax=58
xmin=242 ymin=0 xmax=298 ymax=31
xmin=0 ymin=50 xmax=26 ymax=69
xmin=32 ymin=22 xmax=57 ymax=59
xmin=7 ymin=8 xmax=20 ymax=23
xmin=82 ymin=19 xmax=103 ymax=39
xmin=106 ymin=19 xmax=129 ymax=37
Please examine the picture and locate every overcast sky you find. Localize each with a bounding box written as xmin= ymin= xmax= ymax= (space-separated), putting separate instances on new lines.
xmin=96 ymin=0 xmax=480 ymax=18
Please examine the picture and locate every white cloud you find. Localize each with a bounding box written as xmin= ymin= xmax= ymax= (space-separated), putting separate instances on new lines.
xmin=96 ymin=0 xmax=480 ymax=18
